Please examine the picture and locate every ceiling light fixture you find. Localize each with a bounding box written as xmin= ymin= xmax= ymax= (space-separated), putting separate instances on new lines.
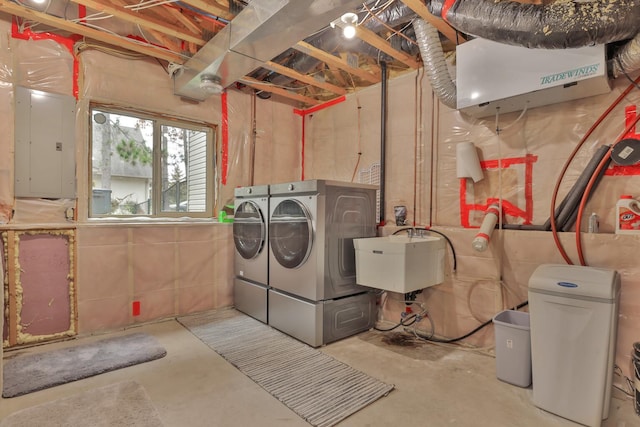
xmin=199 ymin=74 xmax=223 ymax=95
xmin=23 ymin=0 xmax=51 ymax=11
xmin=340 ymin=12 xmax=358 ymax=39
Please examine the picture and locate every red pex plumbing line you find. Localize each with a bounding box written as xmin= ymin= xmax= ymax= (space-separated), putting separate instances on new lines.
xmin=550 ymin=74 xmax=640 ymax=265
xmin=575 ymin=110 xmax=640 ymax=266
xmin=221 ymin=91 xmax=229 ymax=185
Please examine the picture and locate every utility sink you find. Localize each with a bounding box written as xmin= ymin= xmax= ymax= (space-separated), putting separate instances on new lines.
xmin=353 ymin=235 xmax=445 ymax=294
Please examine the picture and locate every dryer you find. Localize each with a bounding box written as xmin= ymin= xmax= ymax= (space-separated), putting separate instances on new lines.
xmin=233 ymin=184 xmax=269 ymax=323
xmin=268 ymin=179 xmax=378 ymax=346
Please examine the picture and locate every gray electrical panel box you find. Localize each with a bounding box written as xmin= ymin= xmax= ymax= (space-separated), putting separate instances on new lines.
xmin=15 ymin=86 xmax=76 ymax=198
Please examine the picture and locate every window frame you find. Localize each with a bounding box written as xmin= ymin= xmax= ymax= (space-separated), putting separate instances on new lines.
xmin=89 ymin=103 xmax=216 ymax=219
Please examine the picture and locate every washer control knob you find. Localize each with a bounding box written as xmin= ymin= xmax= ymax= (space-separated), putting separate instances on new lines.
xmin=288 ymin=184 xmax=295 ymax=191
xmin=247 ymin=188 xmax=252 ymax=194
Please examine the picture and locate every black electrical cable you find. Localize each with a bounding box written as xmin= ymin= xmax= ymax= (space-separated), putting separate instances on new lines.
xmin=392 ymin=227 xmax=457 ymax=272
xmin=374 ymin=313 xmax=418 ymax=332
xmin=410 ymin=300 xmax=529 ymax=343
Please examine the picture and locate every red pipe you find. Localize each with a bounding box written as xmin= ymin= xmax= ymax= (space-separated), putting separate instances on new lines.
xmin=221 ymin=91 xmax=229 ymax=185
xmin=550 ymin=75 xmax=640 ymax=264
xmin=575 ymin=111 xmax=640 ymax=265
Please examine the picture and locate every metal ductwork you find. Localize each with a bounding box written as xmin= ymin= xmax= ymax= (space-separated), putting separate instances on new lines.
xmin=426 ymin=0 xmax=640 ymax=49
xmin=173 ymin=0 xmax=364 ymax=101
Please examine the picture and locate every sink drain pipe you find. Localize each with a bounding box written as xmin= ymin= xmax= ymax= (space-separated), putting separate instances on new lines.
xmin=380 ymin=61 xmax=388 ymax=225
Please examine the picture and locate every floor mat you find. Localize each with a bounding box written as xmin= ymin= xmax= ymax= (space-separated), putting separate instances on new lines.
xmin=0 ymin=380 xmax=164 ymax=427
xmin=178 ymin=309 xmax=394 ymax=427
xmin=2 ymin=332 xmax=167 ymax=398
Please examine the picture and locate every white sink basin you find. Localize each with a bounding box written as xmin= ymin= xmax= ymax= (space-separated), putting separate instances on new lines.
xmin=354 ymin=235 xmax=445 ymax=293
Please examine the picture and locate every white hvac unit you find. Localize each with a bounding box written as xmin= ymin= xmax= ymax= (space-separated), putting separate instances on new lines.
xmin=456 ymin=38 xmax=611 ymax=118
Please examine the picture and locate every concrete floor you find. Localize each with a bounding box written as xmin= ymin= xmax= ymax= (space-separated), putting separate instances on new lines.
xmin=1 ymin=316 xmax=637 ymax=426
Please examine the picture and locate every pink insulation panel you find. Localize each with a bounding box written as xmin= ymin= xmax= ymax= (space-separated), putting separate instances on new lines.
xmin=18 ymin=233 xmax=72 ymax=336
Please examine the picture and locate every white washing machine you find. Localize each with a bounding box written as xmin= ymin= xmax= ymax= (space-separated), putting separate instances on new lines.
xmin=268 ymin=179 xmax=378 ymax=346
xmin=233 ymin=184 xmax=269 ymax=323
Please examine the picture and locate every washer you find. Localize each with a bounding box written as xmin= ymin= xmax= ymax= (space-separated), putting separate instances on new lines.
xmin=233 ymin=184 xmax=269 ymax=323
xmin=268 ymin=179 xmax=378 ymax=346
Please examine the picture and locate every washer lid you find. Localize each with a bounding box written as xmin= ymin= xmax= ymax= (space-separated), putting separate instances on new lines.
xmin=528 ymin=264 xmax=620 ymax=301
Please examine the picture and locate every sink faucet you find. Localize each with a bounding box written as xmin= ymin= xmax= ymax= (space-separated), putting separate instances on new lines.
xmin=403 ymin=219 xmax=417 ymax=238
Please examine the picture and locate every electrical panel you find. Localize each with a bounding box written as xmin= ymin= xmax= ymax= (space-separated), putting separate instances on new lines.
xmin=14 ymin=86 xmax=76 ymax=198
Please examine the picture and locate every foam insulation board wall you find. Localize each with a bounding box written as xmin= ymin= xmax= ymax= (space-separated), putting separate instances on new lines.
xmin=2 ymin=229 xmax=76 ymax=347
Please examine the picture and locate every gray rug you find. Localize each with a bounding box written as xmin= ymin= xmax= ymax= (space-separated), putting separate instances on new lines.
xmin=178 ymin=309 xmax=394 ymax=427
xmin=0 ymin=380 xmax=164 ymax=427
xmin=3 ymin=332 xmax=167 ymax=398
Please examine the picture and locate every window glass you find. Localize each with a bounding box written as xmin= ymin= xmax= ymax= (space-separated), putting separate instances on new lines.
xmin=90 ymin=107 xmax=214 ymax=218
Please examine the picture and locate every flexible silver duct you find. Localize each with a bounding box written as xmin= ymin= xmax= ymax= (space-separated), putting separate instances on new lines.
xmin=426 ymin=0 xmax=640 ymax=49
xmin=413 ymin=19 xmax=456 ymax=109
xmin=612 ymin=34 xmax=640 ymax=78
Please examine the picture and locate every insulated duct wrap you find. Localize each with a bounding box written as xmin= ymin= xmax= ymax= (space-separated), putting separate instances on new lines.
xmin=612 ymin=34 xmax=640 ymax=78
xmin=413 ymin=19 xmax=457 ymax=109
xmin=427 ymin=0 xmax=640 ymax=49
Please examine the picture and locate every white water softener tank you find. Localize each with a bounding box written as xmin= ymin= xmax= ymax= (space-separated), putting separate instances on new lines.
xmin=528 ymin=264 xmax=620 ymax=427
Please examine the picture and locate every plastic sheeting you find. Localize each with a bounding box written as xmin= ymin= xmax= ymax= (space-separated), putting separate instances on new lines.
xmin=0 ymin=13 xmax=301 ymax=341
xmin=0 ymin=15 xmax=302 ymax=224
xmin=304 ymin=66 xmax=640 ymax=380
xmin=0 ymin=21 xmax=76 ymax=224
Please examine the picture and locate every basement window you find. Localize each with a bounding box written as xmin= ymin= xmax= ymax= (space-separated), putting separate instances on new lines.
xmin=89 ymin=105 xmax=215 ymax=218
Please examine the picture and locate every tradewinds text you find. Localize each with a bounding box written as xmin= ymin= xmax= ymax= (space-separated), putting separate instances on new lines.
xmin=540 ymin=64 xmax=599 ymax=85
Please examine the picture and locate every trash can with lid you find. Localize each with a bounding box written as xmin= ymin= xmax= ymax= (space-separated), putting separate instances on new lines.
xmin=492 ymin=310 xmax=531 ymax=387
xmin=528 ymin=264 xmax=620 ymax=427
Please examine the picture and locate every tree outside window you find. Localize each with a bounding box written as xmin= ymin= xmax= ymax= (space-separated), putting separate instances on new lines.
xmin=90 ymin=107 xmax=214 ymax=218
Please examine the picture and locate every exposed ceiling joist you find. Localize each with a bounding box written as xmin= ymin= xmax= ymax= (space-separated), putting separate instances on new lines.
xmin=354 ymin=25 xmax=420 ymax=69
xmin=175 ymin=0 xmax=234 ymax=22
xmin=263 ymin=61 xmax=347 ymax=96
xmin=165 ymin=7 xmax=202 ymax=35
xmin=294 ymin=41 xmax=379 ymax=85
xmin=69 ymin=0 xmax=206 ymax=46
xmin=0 ymin=0 xmax=468 ymax=106
xmin=241 ymin=76 xmax=321 ymax=106
xmin=0 ymin=0 xmax=184 ymax=63
xmin=400 ymin=0 xmax=464 ymax=44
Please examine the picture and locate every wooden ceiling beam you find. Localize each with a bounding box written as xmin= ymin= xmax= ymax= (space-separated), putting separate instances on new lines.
xmin=263 ymin=61 xmax=346 ymax=96
xmin=162 ymin=6 xmax=202 ymax=35
xmin=241 ymin=76 xmax=321 ymax=106
xmin=326 ymin=63 xmax=349 ymax=87
xmin=294 ymin=41 xmax=379 ymax=85
xmin=175 ymin=0 xmax=234 ymax=22
xmin=400 ymin=0 xmax=465 ymax=45
xmin=69 ymin=0 xmax=205 ymax=46
xmin=0 ymin=0 xmax=184 ymax=63
xmin=353 ymin=25 xmax=420 ymax=69
xmin=146 ymin=28 xmax=181 ymax=53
